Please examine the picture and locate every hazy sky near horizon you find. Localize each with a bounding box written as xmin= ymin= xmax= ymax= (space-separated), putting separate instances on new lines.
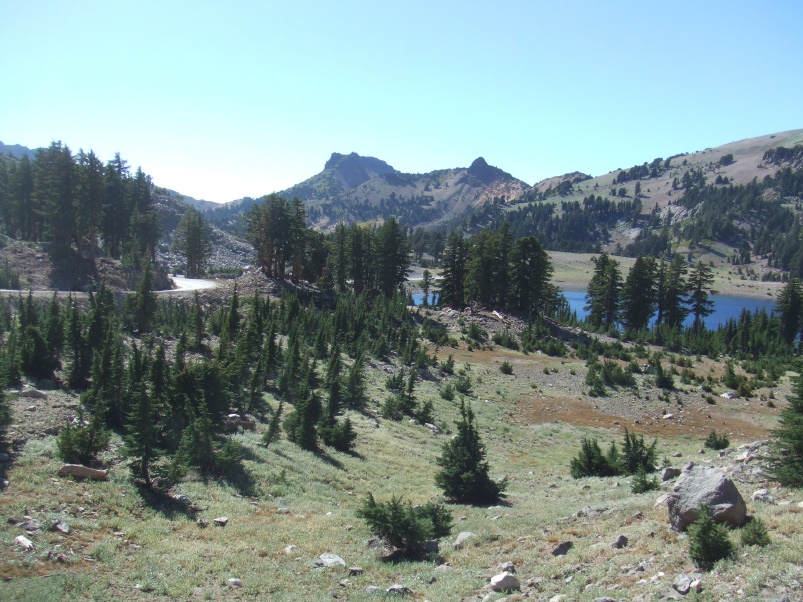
xmin=2 ymin=1 xmax=802 ymax=203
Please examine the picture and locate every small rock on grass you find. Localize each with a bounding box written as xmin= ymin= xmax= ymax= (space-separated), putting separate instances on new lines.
xmin=226 ymin=577 xmax=242 ymax=587
xmin=315 ymin=553 xmax=346 ymax=568
xmin=452 ymin=531 xmax=475 ymax=548
xmin=551 ymin=541 xmax=573 ymax=556
xmin=15 ymin=535 xmax=34 ymax=551
xmin=213 ymin=516 xmax=228 ymax=527
xmin=490 ymin=572 xmax=520 ymax=592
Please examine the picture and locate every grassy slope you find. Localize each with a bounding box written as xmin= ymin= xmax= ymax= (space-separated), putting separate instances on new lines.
xmin=2 ymin=308 xmax=803 ymax=601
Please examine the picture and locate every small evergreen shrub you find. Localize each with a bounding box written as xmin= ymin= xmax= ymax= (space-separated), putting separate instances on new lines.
xmin=380 ymin=395 xmax=403 ymax=421
xmin=439 ymin=383 xmax=456 ymax=401
xmin=631 ymin=465 xmax=659 ymax=493
xmin=499 ymin=361 xmax=513 ymax=375
xmin=320 ymin=417 xmax=357 ymax=452
xmin=704 ymin=430 xmax=730 ymax=450
xmin=435 ymin=401 xmax=505 ymax=504
xmin=356 ymin=494 xmax=453 ymax=557
xmin=439 ymin=354 xmax=455 ymax=374
xmin=740 ymin=517 xmax=771 ymax=547
xmin=492 ymin=330 xmax=519 ymax=350
xmin=56 ymin=411 xmax=110 ymax=466
xmin=570 ymin=437 xmax=620 ymax=478
xmin=688 ymin=503 xmax=734 ymax=570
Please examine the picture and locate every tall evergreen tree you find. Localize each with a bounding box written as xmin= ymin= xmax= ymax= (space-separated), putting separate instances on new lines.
xmin=768 ymin=366 xmax=803 ymax=487
xmin=438 ymin=231 xmax=468 ymax=309
xmin=688 ymin=261 xmax=715 ymax=331
xmin=657 ymin=256 xmax=690 ymax=328
xmin=777 ymin=277 xmax=803 ymax=346
xmin=621 ymin=256 xmax=657 ymax=331
xmin=585 ymin=253 xmax=622 ymax=330
xmin=172 ymin=207 xmax=212 ymax=277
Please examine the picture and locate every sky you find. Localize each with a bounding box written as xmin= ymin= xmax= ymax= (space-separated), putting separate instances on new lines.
xmin=2 ymin=1 xmax=802 ymax=204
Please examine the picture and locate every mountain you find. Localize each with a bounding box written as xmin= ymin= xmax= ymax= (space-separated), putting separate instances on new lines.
xmin=0 ymin=141 xmax=36 ymax=159
xmin=204 ymin=152 xmax=532 ymax=232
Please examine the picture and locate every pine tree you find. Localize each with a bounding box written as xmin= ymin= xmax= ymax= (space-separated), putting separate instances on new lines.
xmin=438 ymin=231 xmax=468 ymax=309
xmin=124 ymin=382 xmax=160 ymax=487
xmin=435 ymin=400 xmax=505 ymax=505
xmin=688 ymin=503 xmax=734 ymax=570
xmin=768 ymin=366 xmax=803 ymax=487
xmin=688 ymin=261 xmax=715 ymax=331
xmin=172 ymin=207 xmax=212 ymax=277
xmin=777 ymin=277 xmax=803 ymax=345
xmin=621 ymin=256 xmax=657 ymax=331
xmin=585 ymin=253 xmax=622 ymax=330
xmin=262 ymin=401 xmax=283 ymax=447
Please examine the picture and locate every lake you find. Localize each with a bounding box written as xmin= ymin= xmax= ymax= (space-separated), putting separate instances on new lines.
xmin=562 ymin=290 xmax=777 ymax=329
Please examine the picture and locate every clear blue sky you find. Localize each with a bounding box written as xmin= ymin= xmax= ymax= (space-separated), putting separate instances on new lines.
xmin=2 ymin=1 xmax=802 ymax=203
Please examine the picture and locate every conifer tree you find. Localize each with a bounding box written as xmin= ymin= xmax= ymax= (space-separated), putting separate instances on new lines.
xmin=435 ymin=400 xmax=505 ymax=505
xmin=768 ymin=366 xmax=803 ymax=487
xmin=124 ymin=382 xmax=160 ymax=487
xmin=777 ymin=277 xmax=803 ymax=345
xmin=688 ymin=261 xmax=715 ymax=331
xmin=172 ymin=207 xmax=212 ymax=277
xmin=585 ymin=253 xmax=622 ymax=330
xmin=621 ymin=256 xmax=657 ymax=331
xmin=438 ymin=231 xmax=468 ymax=309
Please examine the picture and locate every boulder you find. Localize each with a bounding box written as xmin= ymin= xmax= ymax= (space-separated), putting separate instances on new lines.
xmin=490 ymin=572 xmax=520 ymax=592
xmin=662 ymin=467 xmax=681 ymax=482
xmin=667 ymin=464 xmax=746 ymax=531
xmin=19 ymin=388 xmax=48 ymax=399
xmin=612 ymin=535 xmax=629 ymax=549
xmin=213 ymin=516 xmax=229 ymax=527
xmin=57 ymin=464 xmax=109 ymax=481
xmin=15 ymin=535 xmax=34 ymax=551
xmin=451 ymin=531 xmax=475 ymax=549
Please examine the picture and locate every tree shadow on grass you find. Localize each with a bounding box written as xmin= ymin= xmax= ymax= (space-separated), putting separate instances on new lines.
xmin=134 ymin=482 xmax=200 ymax=520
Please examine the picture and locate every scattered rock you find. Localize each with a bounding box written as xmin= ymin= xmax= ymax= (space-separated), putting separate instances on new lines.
xmin=50 ymin=521 xmax=70 ymax=534
xmin=284 ymin=545 xmax=299 ymax=555
xmin=663 ymin=413 xmax=675 ymax=420
xmin=612 ymin=535 xmax=629 ymax=549
xmin=551 ymin=541 xmax=573 ymax=556
xmin=386 ymin=584 xmax=411 ymax=595
xmin=348 ymin=567 xmax=363 ymax=576
xmin=498 ymin=560 xmax=516 ymax=573
xmin=213 ymin=517 xmax=229 ymax=527
xmin=424 ymin=423 xmax=440 ymax=435
xmin=226 ymin=578 xmax=242 ymax=588
xmin=315 ymin=553 xmax=346 ymax=568
xmin=197 ymin=519 xmax=208 ymax=528
xmin=752 ymin=488 xmax=775 ymax=504
xmin=365 ymin=586 xmax=381 ymax=594
xmin=672 ymin=452 xmax=683 ymax=457
xmin=667 ymin=465 xmax=746 ymax=531
xmin=57 ymin=464 xmax=109 ymax=481
xmin=672 ymin=574 xmax=693 ymax=595
xmin=18 ymin=519 xmax=40 ymax=531
xmin=662 ymin=467 xmax=681 ymax=482
xmin=15 ymin=535 xmax=34 ymax=551
xmin=452 ymin=531 xmax=475 ymax=549
xmin=490 ymin=572 xmax=520 ymax=592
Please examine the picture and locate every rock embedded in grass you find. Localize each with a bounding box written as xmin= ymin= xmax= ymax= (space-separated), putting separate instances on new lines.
xmin=315 ymin=552 xmax=346 ymax=568
xmin=452 ymin=531 xmax=475 ymax=549
xmin=551 ymin=541 xmax=573 ymax=556
xmin=490 ymin=571 xmax=520 ymax=592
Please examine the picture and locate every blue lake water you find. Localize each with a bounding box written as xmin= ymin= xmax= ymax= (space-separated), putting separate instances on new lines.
xmin=562 ymin=290 xmax=777 ymax=329
xmin=412 ymin=290 xmax=776 ymax=329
